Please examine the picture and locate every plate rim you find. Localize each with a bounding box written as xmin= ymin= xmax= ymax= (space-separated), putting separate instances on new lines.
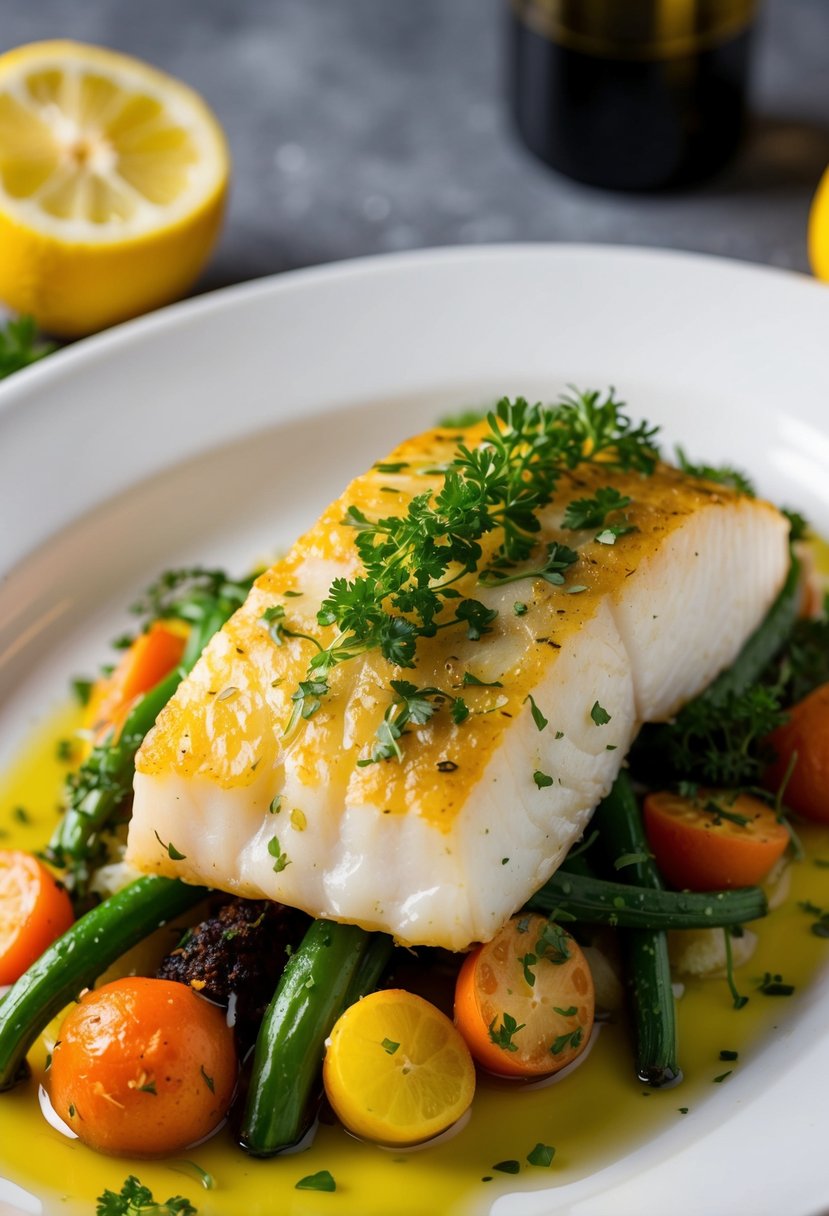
xmin=1 ymin=241 xmax=829 ymax=1216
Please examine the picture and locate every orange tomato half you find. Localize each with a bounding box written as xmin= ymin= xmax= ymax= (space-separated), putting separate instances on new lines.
xmin=49 ymin=977 xmax=237 ymax=1156
xmin=454 ymin=913 xmax=594 ymax=1078
xmin=643 ymin=789 xmax=789 ymax=891
xmin=0 ymin=849 xmax=74 ymax=985
xmin=766 ymin=683 xmax=829 ymax=824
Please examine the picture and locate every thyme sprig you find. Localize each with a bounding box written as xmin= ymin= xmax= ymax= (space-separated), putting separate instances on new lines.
xmin=284 ymin=390 xmax=659 ymax=738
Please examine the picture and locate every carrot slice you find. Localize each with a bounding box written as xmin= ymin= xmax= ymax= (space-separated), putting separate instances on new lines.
xmin=643 ymin=789 xmax=789 ymax=891
xmin=454 ymin=913 xmax=594 ymax=1078
xmin=85 ymin=621 xmax=187 ymax=741
xmin=0 ymin=850 xmax=74 ymax=985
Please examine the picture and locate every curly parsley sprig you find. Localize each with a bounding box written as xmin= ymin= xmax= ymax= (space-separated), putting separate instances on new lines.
xmin=0 ymin=315 xmax=55 ymax=380
xmin=283 ymin=390 xmax=659 ymax=740
xmin=96 ymin=1175 xmax=197 ymax=1216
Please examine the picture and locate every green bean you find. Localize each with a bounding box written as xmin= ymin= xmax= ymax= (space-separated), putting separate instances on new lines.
xmin=0 ymin=876 xmax=208 ymax=1090
xmin=240 ymin=921 xmax=392 ymax=1157
xmin=594 ymin=773 xmax=681 ymax=1087
xmin=48 ymin=605 xmax=228 ymax=894
xmin=528 ymin=869 xmax=766 ymax=928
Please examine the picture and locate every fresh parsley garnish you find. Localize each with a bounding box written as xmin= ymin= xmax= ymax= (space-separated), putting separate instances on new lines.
xmin=518 ymin=952 xmax=537 ymax=987
xmin=562 ymin=486 xmax=631 ymax=531
xmin=757 ymin=971 xmax=795 ymax=996
xmin=526 ymin=1143 xmax=556 ymax=1168
xmin=0 ymin=315 xmax=55 ymax=380
xmin=357 ymin=680 xmax=456 ymax=766
xmin=723 ymin=928 xmax=749 ymax=1010
xmin=488 ymin=1011 xmax=525 ymax=1052
xmin=295 ymin=1170 xmax=336 ymax=1193
xmin=536 ymin=920 xmax=572 ymax=965
xmin=550 ymin=1026 xmax=583 ymax=1055
xmin=286 ymin=391 xmax=658 ymax=739
xmin=71 ymin=677 xmax=93 ymax=707
xmin=95 ymin=1176 xmax=197 ymax=1216
xmin=595 ymin=523 xmax=636 ymax=545
xmin=153 ymin=831 xmax=186 ymax=861
xmin=675 ymin=447 xmax=755 ymax=497
xmin=479 ymin=541 xmax=578 ymax=588
xmin=463 ymin=671 xmax=503 ymax=688
xmin=267 ymin=835 xmax=290 ymax=873
xmin=590 ymin=701 xmax=611 ymax=726
xmin=533 ymin=770 xmax=554 ymax=789
xmin=493 ymin=1160 xmax=521 ymax=1175
xmin=381 ymin=1038 xmax=400 ymax=1055
xmin=524 ymin=693 xmax=548 ymax=731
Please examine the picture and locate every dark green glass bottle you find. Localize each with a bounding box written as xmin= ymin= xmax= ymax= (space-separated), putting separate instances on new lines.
xmin=508 ymin=0 xmax=758 ymax=190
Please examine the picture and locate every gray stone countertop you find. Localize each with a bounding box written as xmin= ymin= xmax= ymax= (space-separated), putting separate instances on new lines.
xmin=3 ymin=0 xmax=829 ymax=289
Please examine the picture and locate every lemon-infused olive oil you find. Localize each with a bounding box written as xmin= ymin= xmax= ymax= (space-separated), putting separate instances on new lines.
xmin=0 ymin=706 xmax=827 ymax=1216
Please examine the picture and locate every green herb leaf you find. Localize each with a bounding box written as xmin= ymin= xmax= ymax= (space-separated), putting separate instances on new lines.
xmin=524 ymin=694 xmax=548 ymax=731
xmin=71 ymin=677 xmax=93 ymax=707
xmin=551 ymin=1026 xmax=584 ymax=1055
xmin=480 ymin=541 xmax=578 ymax=588
xmin=381 ymin=1038 xmax=400 ymax=1055
xmin=590 ymin=701 xmax=611 ymax=726
xmin=675 ymin=446 xmax=755 ymax=497
xmin=463 ymin=671 xmax=503 ymax=688
xmin=295 ymin=1170 xmax=336 ymax=1193
xmin=488 ymin=1011 xmax=525 ymax=1052
xmin=536 ymin=920 xmax=572 ymax=965
xmin=563 ymin=486 xmax=631 ymax=530
xmin=267 ymin=835 xmax=290 ymax=873
xmin=153 ymin=831 xmax=186 ymax=861
xmin=613 ymin=851 xmax=652 ymax=871
xmin=595 ymin=523 xmax=636 ymax=545
xmin=533 ymin=770 xmax=554 ymax=789
xmin=757 ymin=971 xmax=795 ymax=996
xmin=518 ymin=952 xmax=537 ymax=987
xmin=493 ymin=1160 xmax=521 ymax=1175
xmin=95 ymin=1175 xmax=198 ymax=1216
xmin=287 ymin=391 xmax=658 ymax=739
xmin=526 ymin=1142 xmax=556 ymax=1168
xmin=0 ymin=316 xmax=55 ymax=381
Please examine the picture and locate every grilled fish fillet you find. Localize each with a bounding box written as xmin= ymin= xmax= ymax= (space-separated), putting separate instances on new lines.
xmin=128 ymin=421 xmax=789 ymax=949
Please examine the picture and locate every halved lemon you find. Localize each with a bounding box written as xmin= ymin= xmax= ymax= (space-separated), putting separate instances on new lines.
xmin=809 ymin=164 xmax=829 ymax=283
xmin=323 ymin=989 xmax=476 ymax=1146
xmin=0 ymin=41 xmax=229 ymax=335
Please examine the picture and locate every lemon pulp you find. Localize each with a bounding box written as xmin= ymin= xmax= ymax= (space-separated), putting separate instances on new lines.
xmin=0 ymin=41 xmax=228 ymax=334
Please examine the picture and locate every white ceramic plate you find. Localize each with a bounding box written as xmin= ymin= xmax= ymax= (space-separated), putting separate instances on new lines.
xmin=1 ymin=245 xmax=828 ymax=1216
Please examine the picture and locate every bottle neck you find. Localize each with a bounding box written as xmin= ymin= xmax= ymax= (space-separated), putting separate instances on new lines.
xmin=512 ymin=0 xmax=758 ymax=60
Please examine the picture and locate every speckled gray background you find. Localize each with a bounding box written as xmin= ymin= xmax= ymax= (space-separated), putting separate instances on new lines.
xmin=2 ymin=0 xmax=828 ymax=287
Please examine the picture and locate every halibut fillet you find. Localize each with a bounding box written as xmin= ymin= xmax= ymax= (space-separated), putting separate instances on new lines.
xmin=128 ymin=421 xmax=789 ymax=949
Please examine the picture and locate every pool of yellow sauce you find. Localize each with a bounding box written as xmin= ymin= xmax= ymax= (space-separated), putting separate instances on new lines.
xmin=1 ymin=708 xmax=828 ymax=1216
